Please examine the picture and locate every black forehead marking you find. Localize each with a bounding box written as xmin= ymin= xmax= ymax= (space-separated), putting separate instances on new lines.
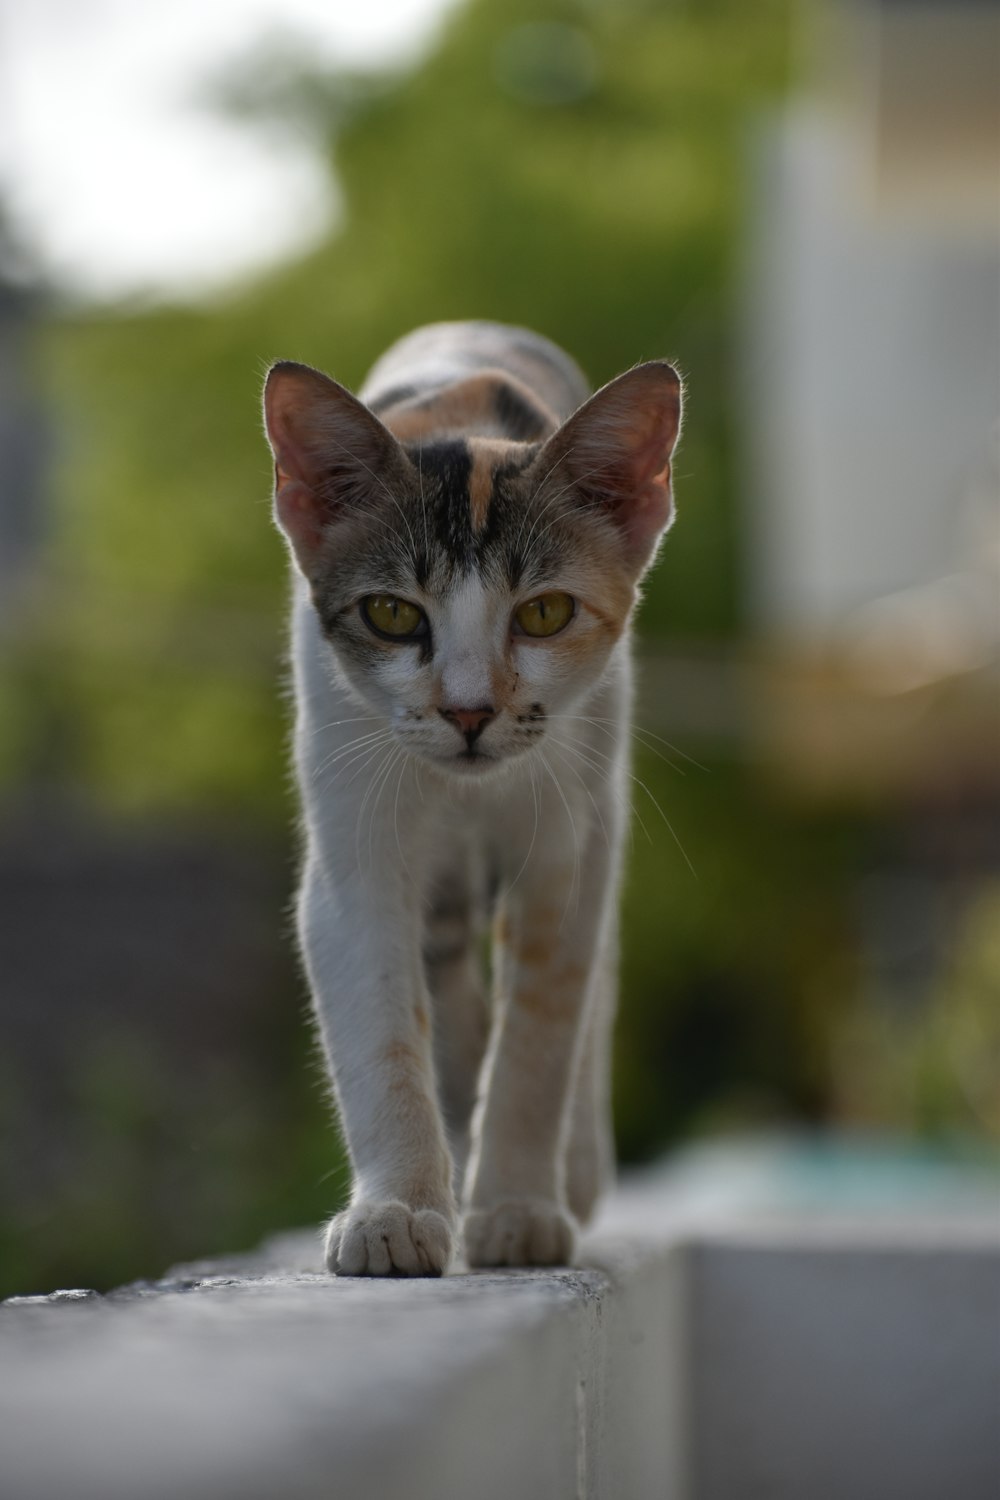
xmin=367 ymin=384 xmax=419 ymax=414
xmin=494 ymin=382 xmax=551 ymax=442
xmin=387 ymin=439 xmax=569 ymax=591
xmin=406 ymin=439 xmax=474 ymax=571
xmin=477 ymin=445 xmax=551 ymax=587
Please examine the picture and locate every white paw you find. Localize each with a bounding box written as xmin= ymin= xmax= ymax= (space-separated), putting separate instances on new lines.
xmin=325 ymin=1200 xmax=455 ymax=1277
xmin=463 ymin=1199 xmax=577 ymax=1268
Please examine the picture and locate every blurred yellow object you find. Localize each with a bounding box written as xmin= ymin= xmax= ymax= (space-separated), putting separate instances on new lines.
xmin=751 ymin=643 xmax=1000 ymax=803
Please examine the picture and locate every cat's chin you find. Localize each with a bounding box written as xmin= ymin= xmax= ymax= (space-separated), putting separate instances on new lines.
xmin=425 ymin=748 xmax=519 ymax=781
xmin=438 ymin=753 xmax=503 ymax=777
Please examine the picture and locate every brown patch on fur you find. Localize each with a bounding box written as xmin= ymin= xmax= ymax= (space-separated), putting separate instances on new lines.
xmin=506 ymin=904 xmax=567 ymax=970
xmin=414 ymin=1004 xmax=431 ymax=1038
xmin=514 ymin=964 xmax=587 ymax=1023
xmin=384 ymin=1037 xmax=426 ymax=1079
xmin=489 ymin=657 xmax=522 ymax=712
xmin=377 ymin=1036 xmax=454 ymax=1207
xmin=555 ymin=611 xmax=627 ymax=670
xmin=380 ymin=404 xmax=450 ymax=444
xmin=514 ymin=926 xmax=556 ymax=971
xmin=468 ymin=439 xmax=516 ymax=532
xmin=496 ymin=908 xmax=583 ymax=1018
xmin=380 ymin=371 xmax=558 ymax=445
xmin=377 ymin=369 xmax=561 ymax=536
xmin=579 ymin=568 xmax=633 ymax=634
xmin=499 ymin=899 xmax=589 ymax=1021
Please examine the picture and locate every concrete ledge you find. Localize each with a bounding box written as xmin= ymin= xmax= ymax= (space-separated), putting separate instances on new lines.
xmin=2 ymin=1142 xmax=998 ymax=1500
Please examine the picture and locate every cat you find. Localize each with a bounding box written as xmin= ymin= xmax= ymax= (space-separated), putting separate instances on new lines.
xmin=262 ymin=321 xmax=682 ymax=1276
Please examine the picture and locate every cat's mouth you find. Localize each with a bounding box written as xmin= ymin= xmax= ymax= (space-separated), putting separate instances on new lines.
xmin=438 ymin=744 xmax=507 ymax=776
xmin=452 ymin=746 xmax=495 ymax=768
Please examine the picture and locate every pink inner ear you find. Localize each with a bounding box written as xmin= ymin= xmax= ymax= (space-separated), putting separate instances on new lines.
xmin=584 ymin=388 xmax=679 ymax=564
xmin=264 ymin=361 xmax=355 ymax=492
xmin=265 ymin=395 xmax=321 ymax=490
xmin=549 ymin=363 xmax=681 ymax=569
xmin=626 ymin=460 xmax=673 ymax=555
xmin=274 ymin=472 xmax=326 ymax=563
xmin=631 ymin=408 xmax=674 ymax=485
xmin=263 ymin=362 xmax=376 ymax=574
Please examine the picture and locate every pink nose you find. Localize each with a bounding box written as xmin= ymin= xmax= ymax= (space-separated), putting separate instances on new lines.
xmin=439 ymin=705 xmax=495 ymax=741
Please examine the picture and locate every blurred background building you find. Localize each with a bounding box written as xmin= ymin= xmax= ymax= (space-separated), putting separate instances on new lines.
xmin=741 ymin=0 xmax=1000 ymax=1127
xmin=745 ymin=0 xmax=999 ymax=786
xmin=0 ymin=0 xmax=997 ymax=1297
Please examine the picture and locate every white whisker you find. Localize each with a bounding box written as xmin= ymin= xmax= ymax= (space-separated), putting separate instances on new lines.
xmin=326 ymin=438 xmax=420 ymax=561
xmin=416 ymin=444 xmax=430 ymax=563
xmin=553 ymin=712 xmax=707 ymax=772
xmin=519 ymin=459 xmax=618 ymax=566
xmin=366 ymin=747 xmax=403 ymax=875
xmin=307 ymin=713 xmax=382 ymax=739
xmin=313 ymin=733 xmax=395 ymax=798
xmin=547 ymin=733 xmax=648 ymax=850
xmin=512 ymin=442 xmax=578 ymax=554
xmin=538 ymin=749 xmax=581 ymax=930
xmin=392 ymin=753 xmax=412 ymax=877
xmin=311 ymin=728 xmax=392 ymax=783
xmin=545 ymin=740 xmax=611 ymax=854
xmin=553 ymin=730 xmax=696 ymax=877
xmin=354 ymin=743 xmax=398 ymax=877
xmin=502 ymin=759 xmax=540 ymax=900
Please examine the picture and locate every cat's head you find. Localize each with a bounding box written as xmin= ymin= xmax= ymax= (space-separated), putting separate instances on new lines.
xmin=263 ymin=357 xmax=682 ymax=776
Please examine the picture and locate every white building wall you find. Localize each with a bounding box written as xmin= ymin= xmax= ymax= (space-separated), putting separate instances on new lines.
xmin=742 ymin=106 xmax=999 ymax=637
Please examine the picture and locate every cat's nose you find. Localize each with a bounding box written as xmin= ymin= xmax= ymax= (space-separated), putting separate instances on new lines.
xmin=439 ymin=705 xmax=495 ymax=742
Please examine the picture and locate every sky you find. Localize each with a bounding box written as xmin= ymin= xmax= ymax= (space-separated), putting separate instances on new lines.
xmin=0 ymin=0 xmax=456 ymax=304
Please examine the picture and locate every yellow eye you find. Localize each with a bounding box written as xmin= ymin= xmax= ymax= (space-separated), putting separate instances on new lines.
xmin=513 ymin=592 xmax=575 ymax=638
xmin=362 ymin=594 xmax=427 ymax=640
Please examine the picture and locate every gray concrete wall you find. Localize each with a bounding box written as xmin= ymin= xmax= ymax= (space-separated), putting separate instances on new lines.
xmin=687 ymin=1228 xmax=1000 ymax=1500
xmin=2 ymin=1143 xmax=998 ymax=1500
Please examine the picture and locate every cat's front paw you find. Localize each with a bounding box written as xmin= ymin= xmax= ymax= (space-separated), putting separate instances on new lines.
xmin=325 ymin=1200 xmax=455 ymax=1277
xmin=463 ymin=1199 xmax=576 ymax=1268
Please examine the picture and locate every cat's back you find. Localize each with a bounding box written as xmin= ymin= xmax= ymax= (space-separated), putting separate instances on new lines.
xmin=360 ymin=320 xmax=590 ymax=428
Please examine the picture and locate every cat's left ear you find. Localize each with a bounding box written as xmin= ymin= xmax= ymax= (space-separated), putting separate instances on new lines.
xmin=262 ymin=360 xmax=408 ymax=577
xmin=531 ymin=361 xmax=683 ymax=574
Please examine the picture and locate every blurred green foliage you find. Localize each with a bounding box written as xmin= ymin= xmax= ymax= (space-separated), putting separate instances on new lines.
xmin=0 ymin=1020 xmax=343 ymax=1297
xmin=831 ymin=882 xmax=1000 ymax=1139
xmin=616 ymin=750 xmax=857 ymax=1160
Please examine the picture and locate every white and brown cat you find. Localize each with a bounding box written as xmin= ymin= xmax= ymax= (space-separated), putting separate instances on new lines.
xmin=262 ymin=321 xmax=682 ymax=1275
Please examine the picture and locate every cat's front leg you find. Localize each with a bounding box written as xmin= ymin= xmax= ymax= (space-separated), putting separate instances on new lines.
xmin=563 ymin=938 xmax=617 ymax=1226
xmin=464 ymin=830 xmax=616 ymax=1268
xmin=300 ymin=859 xmax=457 ymax=1276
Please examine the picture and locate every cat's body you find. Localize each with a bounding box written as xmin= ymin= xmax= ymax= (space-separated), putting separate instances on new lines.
xmin=264 ymin=321 xmax=682 ymax=1275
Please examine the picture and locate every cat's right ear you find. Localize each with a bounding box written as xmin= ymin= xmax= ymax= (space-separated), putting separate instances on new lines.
xmin=528 ymin=361 xmax=683 ymax=577
xmin=263 ymin=361 xmax=405 ymax=576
